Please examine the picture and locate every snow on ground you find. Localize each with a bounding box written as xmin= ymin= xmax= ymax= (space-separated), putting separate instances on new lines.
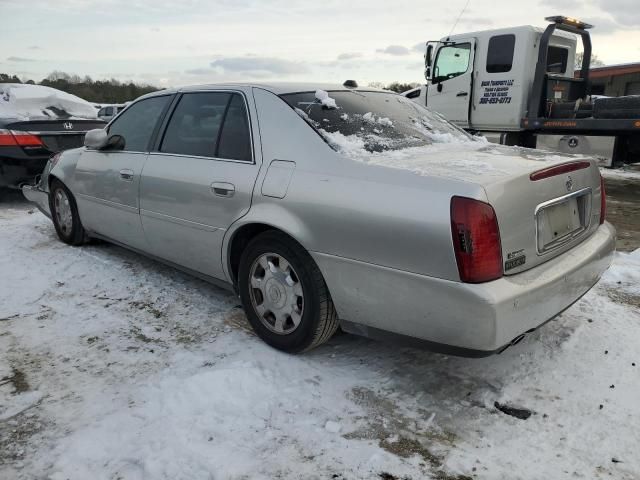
xmin=1 ymin=204 xmax=639 ymax=480
xmin=0 ymin=83 xmax=97 ymax=121
xmin=601 ymin=164 xmax=640 ymax=180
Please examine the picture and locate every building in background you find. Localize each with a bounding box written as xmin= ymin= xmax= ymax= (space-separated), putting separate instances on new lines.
xmin=589 ymin=63 xmax=640 ymax=97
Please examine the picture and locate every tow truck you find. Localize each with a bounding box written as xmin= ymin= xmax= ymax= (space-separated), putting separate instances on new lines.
xmin=406 ymin=16 xmax=640 ymax=166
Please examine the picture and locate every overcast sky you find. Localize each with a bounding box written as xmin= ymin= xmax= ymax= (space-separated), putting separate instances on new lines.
xmin=2 ymin=0 xmax=639 ymax=87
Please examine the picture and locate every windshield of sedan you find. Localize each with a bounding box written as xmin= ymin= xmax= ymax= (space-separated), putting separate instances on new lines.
xmin=280 ymin=90 xmax=472 ymax=154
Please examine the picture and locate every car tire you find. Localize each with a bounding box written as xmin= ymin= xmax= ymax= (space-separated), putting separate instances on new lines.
xmin=49 ymin=179 xmax=86 ymax=246
xmin=238 ymin=230 xmax=339 ymax=353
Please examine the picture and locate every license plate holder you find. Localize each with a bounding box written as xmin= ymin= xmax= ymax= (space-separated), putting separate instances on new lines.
xmin=536 ymin=189 xmax=591 ymax=253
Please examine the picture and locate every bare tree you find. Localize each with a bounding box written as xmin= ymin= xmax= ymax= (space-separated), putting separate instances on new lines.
xmin=575 ymin=52 xmax=605 ymax=70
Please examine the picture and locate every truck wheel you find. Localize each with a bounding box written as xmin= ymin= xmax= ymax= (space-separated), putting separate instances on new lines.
xmin=49 ymin=179 xmax=85 ymax=246
xmin=238 ymin=231 xmax=339 ymax=353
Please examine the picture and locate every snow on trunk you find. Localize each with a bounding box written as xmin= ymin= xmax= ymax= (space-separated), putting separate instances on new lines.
xmin=0 ymin=83 xmax=98 ymax=121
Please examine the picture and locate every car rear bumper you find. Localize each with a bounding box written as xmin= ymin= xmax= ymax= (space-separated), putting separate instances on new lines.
xmin=312 ymin=221 xmax=616 ymax=355
xmin=0 ymin=156 xmax=48 ymax=188
xmin=22 ymin=183 xmax=51 ymax=219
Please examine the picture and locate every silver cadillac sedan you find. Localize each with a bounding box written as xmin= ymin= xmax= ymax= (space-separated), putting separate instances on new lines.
xmin=23 ymin=82 xmax=615 ymax=356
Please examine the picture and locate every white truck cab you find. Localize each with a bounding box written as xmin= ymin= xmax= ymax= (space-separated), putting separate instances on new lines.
xmin=408 ymin=16 xmax=640 ymax=165
xmin=413 ymin=24 xmax=575 ymax=132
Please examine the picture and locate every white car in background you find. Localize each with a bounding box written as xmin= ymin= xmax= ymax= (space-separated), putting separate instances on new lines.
xmin=97 ymin=103 xmax=127 ymax=122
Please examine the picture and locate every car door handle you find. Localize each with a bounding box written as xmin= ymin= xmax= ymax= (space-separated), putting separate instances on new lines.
xmin=119 ymin=169 xmax=134 ymax=181
xmin=211 ymin=182 xmax=235 ymax=197
xmin=456 ymin=91 xmax=469 ymax=97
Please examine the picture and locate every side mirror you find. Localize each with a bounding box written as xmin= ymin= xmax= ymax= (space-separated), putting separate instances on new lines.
xmin=84 ymin=129 xmax=108 ymax=149
xmin=425 ymin=44 xmax=433 ymax=67
xmin=424 ymin=66 xmax=431 ymax=81
xmin=104 ymin=134 xmax=125 ymax=151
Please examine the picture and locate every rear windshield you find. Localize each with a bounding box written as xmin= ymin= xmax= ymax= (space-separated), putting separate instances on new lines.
xmin=280 ymin=90 xmax=469 ymax=153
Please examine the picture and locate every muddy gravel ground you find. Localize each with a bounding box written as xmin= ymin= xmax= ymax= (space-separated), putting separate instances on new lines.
xmin=603 ymin=164 xmax=640 ymax=252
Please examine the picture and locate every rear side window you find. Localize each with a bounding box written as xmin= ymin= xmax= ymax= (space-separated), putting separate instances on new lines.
xmin=486 ymin=34 xmax=515 ymax=73
xmin=217 ymin=94 xmax=252 ymax=161
xmin=108 ymin=95 xmax=171 ymax=152
xmin=547 ymin=46 xmax=569 ymax=74
xmin=160 ymin=92 xmax=252 ymax=161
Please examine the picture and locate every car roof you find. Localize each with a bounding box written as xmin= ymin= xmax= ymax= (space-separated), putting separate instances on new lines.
xmin=141 ymin=82 xmax=387 ymax=100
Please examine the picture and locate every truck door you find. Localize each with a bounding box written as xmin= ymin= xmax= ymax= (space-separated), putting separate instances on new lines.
xmin=426 ymin=40 xmax=475 ymax=128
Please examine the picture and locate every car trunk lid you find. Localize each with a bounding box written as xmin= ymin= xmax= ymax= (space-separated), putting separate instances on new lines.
xmin=346 ymin=140 xmax=604 ymax=277
xmin=3 ymin=119 xmax=105 ymax=154
xmin=444 ymin=143 xmax=603 ymax=276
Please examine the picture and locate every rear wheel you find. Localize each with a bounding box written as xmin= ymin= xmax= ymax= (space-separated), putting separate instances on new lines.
xmin=49 ymin=179 xmax=85 ymax=246
xmin=238 ymin=231 xmax=338 ymax=353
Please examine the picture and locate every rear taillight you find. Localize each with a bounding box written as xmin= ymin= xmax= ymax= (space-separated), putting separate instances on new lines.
xmin=0 ymin=129 xmax=18 ymax=146
xmin=600 ymin=174 xmax=606 ymax=225
xmin=451 ymin=196 xmax=503 ymax=283
xmin=11 ymin=130 xmax=44 ymax=147
xmin=0 ymin=129 xmax=43 ymax=147
xmin=529 ymin=161 xmax=591 ymax=181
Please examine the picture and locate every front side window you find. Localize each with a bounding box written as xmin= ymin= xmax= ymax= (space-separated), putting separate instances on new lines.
xmin=486 ymin=34 xmax=515 ymax=73
xmin=547 ymin=46 xmax=569 ymax=74
xmin=433 ymin=43 xmax=471 ymax=83
xmin=108 ymin=95 xmax=171 ymax=152
xmin=160 ymin=92 xmax=251 ymax=161
xmin=281 ymin=90 xmax=469 ymax=153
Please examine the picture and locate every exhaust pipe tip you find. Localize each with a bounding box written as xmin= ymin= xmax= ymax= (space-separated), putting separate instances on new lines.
xmin=497 ymin=333 xmax=528 ymax=354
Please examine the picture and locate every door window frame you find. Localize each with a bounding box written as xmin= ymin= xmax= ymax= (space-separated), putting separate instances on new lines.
xmin=150 ymin=89 xmax=255 ymax=165
xmin=432 ymin=42 xmax=472 ymax=84
xmin=105 ymin=93 xmax=176 ymax=154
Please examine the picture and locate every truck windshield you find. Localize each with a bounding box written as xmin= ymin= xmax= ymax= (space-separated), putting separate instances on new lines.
xmin=280 ymin=90 xmax=469 ymax=153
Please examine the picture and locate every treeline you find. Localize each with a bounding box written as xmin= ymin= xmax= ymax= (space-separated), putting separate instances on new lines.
xmin=0 ymin=71 xmax=160 ymax=103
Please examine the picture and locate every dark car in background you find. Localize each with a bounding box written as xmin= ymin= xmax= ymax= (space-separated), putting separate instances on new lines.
xmin=0 ymin=83 xmax=105 ymax=189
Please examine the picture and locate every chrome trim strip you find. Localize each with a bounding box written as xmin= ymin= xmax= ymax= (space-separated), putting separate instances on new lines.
xmin=76 ymin=193 xmax=139 ymax=214
xmin=533 ymin=187 xmax=592 ymax=215
xmin=147 ymin=151 xmax=254 ymax=165
xmin=140 ymin=208 xmax=225 ymax=232
xmin=27 ymin=131 xmax=92 ymax=136
xmin=534 ymin=187 xmax=593 ymax=255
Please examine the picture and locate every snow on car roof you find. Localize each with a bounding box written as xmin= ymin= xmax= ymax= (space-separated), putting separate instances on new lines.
xmin=0 ymin=83 xmax=98 ymax=121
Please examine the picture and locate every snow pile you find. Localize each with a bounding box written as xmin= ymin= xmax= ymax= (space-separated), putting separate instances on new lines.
xmin=601 ymin=165 xmax=640 ymax=180
xmin=362 ymin=112 xmax=394 ymax=127
xmin=320 ymin=128 xmax=367 ymax=152
xmin=321 ymin=126 xmax=503 ymax=177
xmin=0 ymin=83 xmax=97 ymax=121
xmin=315 ymin=90 xmax=337 ymax=109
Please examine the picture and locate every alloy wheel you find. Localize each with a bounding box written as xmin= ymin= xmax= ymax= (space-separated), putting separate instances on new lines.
xmin=248 ymin=252 xmax=304 ymax=335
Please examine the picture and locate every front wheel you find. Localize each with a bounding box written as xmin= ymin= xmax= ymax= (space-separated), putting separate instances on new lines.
xmin=49 ymin=179 xmax=85 ymax=246
xmin=238 ymin=231 xmax=338 ymax=353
